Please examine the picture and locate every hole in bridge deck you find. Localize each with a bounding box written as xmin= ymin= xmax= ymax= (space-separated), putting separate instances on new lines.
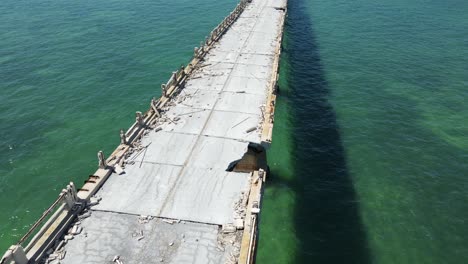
xmin=226 ymin=142 xmax=268 ymax=173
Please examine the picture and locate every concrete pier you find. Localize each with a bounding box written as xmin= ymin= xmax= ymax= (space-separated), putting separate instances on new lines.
xmin=1 ymin=0 xmax=287 ymax=263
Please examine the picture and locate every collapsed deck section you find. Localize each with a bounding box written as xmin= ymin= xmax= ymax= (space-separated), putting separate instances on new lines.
xmin=1 ymin=0 xmax=287 ymax=263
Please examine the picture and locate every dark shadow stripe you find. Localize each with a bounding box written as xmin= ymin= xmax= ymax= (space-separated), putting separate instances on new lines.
xmin=271 ymin=0 xmax=373 ymax=262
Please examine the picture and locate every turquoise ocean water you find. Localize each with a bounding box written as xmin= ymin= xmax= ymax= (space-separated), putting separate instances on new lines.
xmin=1 ymin=0 xmax=467 ymax=263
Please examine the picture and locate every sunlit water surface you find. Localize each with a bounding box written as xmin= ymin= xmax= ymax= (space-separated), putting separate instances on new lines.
xmin=1 ymin=0 xmax=467 ymax=263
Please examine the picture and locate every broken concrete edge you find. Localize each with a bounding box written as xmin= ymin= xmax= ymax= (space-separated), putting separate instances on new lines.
xmin=0 ymin=183 xmax=83 ymax=264
xmin=238 ymin=170 xmax=265 ymax=264
xmin=3 ymin=1 xmax=288 ymax=262
xmin=260 ymin=5 xmax=287 ymax=146
xmin=154 ymin=1 xmax=248 ymax=111
xmin=1 ymin=245 xmax=28 ymax=264
xmin=5 ymin=168 xmax=111 ymax=262
xmin=239 ymin=5 xmax=288 ymax=263
xmin=23 ymin=204 xmax=68 ymax=253
xmin=99 ymin=0 xmax=250 ymax=174
xmin=76 ymin=0 xmax=253 ymax=198
xmin=78 ymin=0 xmax=252 ymax=205
xmin=1 ymin=203 xmax=79 ymax=264
xmin=25 ymin=209 xmax=76 ymax=263
xmin=0 ymin=1 xmax=253 ymax=263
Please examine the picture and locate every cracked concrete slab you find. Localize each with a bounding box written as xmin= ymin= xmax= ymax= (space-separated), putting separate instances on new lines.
xmin=231 ymin=63 xmax=271 ymax=79
xmin=61 ymin=211 xmax=233 ymax=264
xmin=53 ymin=0 xmax=287 ymax=262
xmin=92 ymin=162 xmax=250 ymax=225
xmin=215 ymin=92 xmax=266 ymax=115
xmin=224 ymin=76 xmax=268 ymax=95
xmin=187 ymin=137 xmax=250 ymax=169
xmin=185 ymin=73 xmax=230 ymax=91
xmin=160 ymin=168 xmax=250 ymax=225
xmin=161 ymin=106 xmax=210 ymax=135
xmin=238 ymin=53 xmax=274 ymax=67
xmin=203 ymin=111 xmax=261 ymax=143
xmin=130 ymin=132 xmax=197 ymax=165
xmin=204 ymin=50 xmax=239 ymax=64
xmin=93 ymin=163 xmax=181 ymax=215
xmin=175 ymin=88 xmax=220 ymax=109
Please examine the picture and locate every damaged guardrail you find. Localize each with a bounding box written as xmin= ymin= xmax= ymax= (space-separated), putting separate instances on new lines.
xmin=1 ymin=183 xmax=82 ymax=264
xmin=1 ymin=1 xmax=251 ymax=263
xmin=122 ymin=0 xmax=249 ymax=151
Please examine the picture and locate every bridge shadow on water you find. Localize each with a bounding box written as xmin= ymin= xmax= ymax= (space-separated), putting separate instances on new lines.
xmin=268 ymin=0 xmax=373 ymax=263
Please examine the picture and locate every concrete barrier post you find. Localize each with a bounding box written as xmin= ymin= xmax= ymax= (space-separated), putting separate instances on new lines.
xmin=62 ymin=189 xmax=73 ymax=209
xmin=151 ymin=98 xmax=161 ymax=118
xmin=200 ymin=41 xmax=204 ymax=52
xmin=62 ymin=182 xmax=78 ymax=209
xmin=180 ymin=65 xmax=185 ymax=76
xmin=136 ymin=111 xmax=144 ymax=126
xmin=161 ymin=83 xmax=167 ymax=96
xmin=258 ymin=169 xmax=265 ymax=180
xmin=171 ymin=72 xmax=177 ymax=84
xmin=69 ymin=182 xmax=78 ymax=201
xmin=98 ymin=151 xmax=106 ymax=169
xmin=120 ymin=129 xmax=127 ymax=145
xmin=1 ymin=245 xmax=28 ymax=264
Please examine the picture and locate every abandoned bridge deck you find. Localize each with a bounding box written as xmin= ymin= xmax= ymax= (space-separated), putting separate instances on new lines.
xmin=1 ymin=0 xmax=287 ymax=263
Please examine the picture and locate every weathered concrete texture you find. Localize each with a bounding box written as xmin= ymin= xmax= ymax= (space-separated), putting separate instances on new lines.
xmin=130 ymin=132 xmax=197 ymax=165
xmin=203 ymin=111 xmax=260 ymax=142
xmin=61 ymin=211 xmax=232 ymax=264
xmin=61 ymin=0 xmax=287 ymax=262
xmin=172 ymin=88 xmax=220 ymax=110
xmin=160 ymin=168 xmax=250 ymax=225
xmin=93 ymin=163 xmax=181 ymax=215
xmin=94 ymin=162 xmax=250 ymax=225
xmin=215 ymin=92 xmax=264 ymax=115
xmin=161 ymin=106 xmax=210 ymax=135
xmin=224 ymin=76 xmax=269 ymax=95
xmin=187 ymin=137 xmax=249 ymax=169
xmin=185 ymin=75 xmax=229 ymax=91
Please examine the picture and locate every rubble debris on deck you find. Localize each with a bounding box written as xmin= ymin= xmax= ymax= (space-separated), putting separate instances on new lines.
xmin=1 ymin=0 xmax=287 ymax=263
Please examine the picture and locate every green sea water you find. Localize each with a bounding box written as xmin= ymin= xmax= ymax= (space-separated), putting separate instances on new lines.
xmin=1 ymin=0 xmax=467 ymax=263
xmin=0 ymin=0 xmax=237 ymax=251
xmin=257 ymin=0 xmax=468 ymax=263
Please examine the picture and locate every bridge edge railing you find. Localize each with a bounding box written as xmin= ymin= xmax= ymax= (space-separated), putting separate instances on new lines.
xmin=0 ymin=1 xmax=251 ymax=263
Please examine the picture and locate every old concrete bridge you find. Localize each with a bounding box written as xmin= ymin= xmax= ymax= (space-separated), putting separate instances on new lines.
xmin=1 ymin=0 xmax=287 ymax=263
